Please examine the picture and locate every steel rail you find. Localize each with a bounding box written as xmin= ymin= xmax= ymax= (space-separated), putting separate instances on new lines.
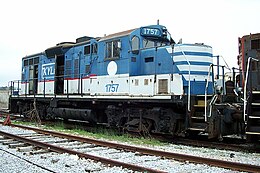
xmin=2 ymin=123 xmax=260 ymax=173
xmin=0 ymin=148 xmax=56 ymax=173
xmin=0 ymin=129 xmax=165 ymax=173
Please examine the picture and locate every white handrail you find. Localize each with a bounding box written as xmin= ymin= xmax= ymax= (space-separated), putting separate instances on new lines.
xmin=177 ymin=45 xmax=191 ymax=112
xmin=204 ymin=64 xmax=213 ymax=122
xmin=208 ymin=94 xmax=218 ymax=120
xmin=243 ymin=57 xmax=259 ymax=124
xmin=219 ymin=55 xmax=231 ymax=71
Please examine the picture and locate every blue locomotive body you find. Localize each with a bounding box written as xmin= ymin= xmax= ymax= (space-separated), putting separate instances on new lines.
xmin=10 ymin=24 xmax=243 ymax=139
xmin=20 ymin=25 xmax=213 ymax=97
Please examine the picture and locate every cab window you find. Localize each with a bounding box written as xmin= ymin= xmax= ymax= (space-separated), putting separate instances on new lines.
xmin=143 ymin=39 xmax=155 ymax=49
xmin=132 ymin=36 xmax=139 ymax=51
xmin=105 ymin=40 xmax=120 ymax=60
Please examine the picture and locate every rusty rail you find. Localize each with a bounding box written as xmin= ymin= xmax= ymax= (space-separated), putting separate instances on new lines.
xmin=2 ymin=123 xmax=260 ymax=173
xmin=0 ymin=129 xmax=165 ymax=173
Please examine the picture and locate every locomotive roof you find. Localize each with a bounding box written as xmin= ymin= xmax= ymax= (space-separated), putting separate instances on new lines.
xmin=21 ymin=26 xmax=164 ymax=59
xmin=240 ymin=32 xmax=260 ymax=39
xmin=72 ymin=37 xmax=101 ymax=47
xmin=99 ymin=28 xmax=136 ymax=41
xmin=22 ymin=52 xmax=44 ymax=60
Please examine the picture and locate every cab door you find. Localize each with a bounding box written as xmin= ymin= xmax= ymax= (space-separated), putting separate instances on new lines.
xmin=83 ymin=43 xmax=98 ymax=94
xmin=28 ymin=57 xmax=39 ymax=95
xmin=129 ymin=35 xmax=141 ymax=76
xmin=28 ymin=65 xmax=34 ymax=94
xmin=129 ymin=35 xmax=156 ymax=96
xmin=54 ymin=55 xmax=65 ymax=95
xmin=140 ymin=39 xmax=157 ymax=75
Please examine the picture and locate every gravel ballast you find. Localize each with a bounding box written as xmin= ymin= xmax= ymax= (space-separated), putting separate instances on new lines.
xmin=0 ymin=124 xmax=259 ymax=172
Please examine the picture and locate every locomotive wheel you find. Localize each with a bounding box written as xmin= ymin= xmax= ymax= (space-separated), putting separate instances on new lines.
xmin=186 ymin=130 xmax=200 ymax=138
xmin=124 ymin=118 xmax=153 ymax=135
xmin=246 ymin=134 xmax=259 ymax=143
xmin=139 ymin=119 xmax=153 ymax=137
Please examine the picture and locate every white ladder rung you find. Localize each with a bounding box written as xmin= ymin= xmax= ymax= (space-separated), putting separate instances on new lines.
xmin=246 ymin=132 xmax=260 ymax=135
xmin=249 ymin=116 xmax=260 ymax=119
xmin=252 ymin=103 xmax=260 ymax=106
xmin=188 ymin=128 xmax=206 ymax=131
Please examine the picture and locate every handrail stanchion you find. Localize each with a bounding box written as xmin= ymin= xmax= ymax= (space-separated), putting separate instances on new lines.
xmin=25 ymin=80 xmax=27 ymax=97
xmin=13 ymin=81 xmax=15 ymax=95
xmin=44 ymin=78 xmax=46 ymax=98
xmin=232 ymin=67 xmax=236 ymax=85
xmin=205 ymin=64 xmax=213 ymax=122
xmin=17 ymin=80 xmax=19 ymax=97
xmin=67 ymin=78 xmax=69 ymax=99
xmin=216 ymin=55 xmax=219 ymax=79
xmin=222 ymin=66 xmax=225 ymax=95
xmin=33 ymin=78 xmax=36 ymax=98
xmin=177 ymin=45 xmax=191 ymax=112
xmin=11 ymin=81 xmax=14 ymax=95
xmin=54 ymin=76 xmax=57 ymax=98
xmin=78 ymin=74 xmax=80 ymax=95
xmin=81 ymin=74 xmax=83 ymax=97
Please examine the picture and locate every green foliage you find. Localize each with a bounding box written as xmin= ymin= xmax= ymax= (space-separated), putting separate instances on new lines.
xmin=12 ymin=120 xmax=166 ymax=147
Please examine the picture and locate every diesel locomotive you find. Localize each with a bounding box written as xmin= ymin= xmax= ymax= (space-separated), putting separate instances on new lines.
xmin=8 ymin=24 xmax=260 ymax=141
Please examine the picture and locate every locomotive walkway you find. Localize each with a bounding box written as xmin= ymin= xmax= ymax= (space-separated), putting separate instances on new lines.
xmin=0 ymin=123 xmax=259 ymax=172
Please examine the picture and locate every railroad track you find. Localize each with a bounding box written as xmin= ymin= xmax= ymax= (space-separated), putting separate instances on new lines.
xmin=0 ymin=125 xmax=165 ymax=173
xmin=2 ymin=111 xmax=259 ymax=154
xmin=1 ymin=112 xmax=260 ymax=155
xmin=170 ymin=136 xmax=260 ymax=153
xmin=0 ymin=123 xmax=259 ymax=172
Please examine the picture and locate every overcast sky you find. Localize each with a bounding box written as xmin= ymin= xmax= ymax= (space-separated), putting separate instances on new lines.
xmin=0 ymin=0 xmax=259 ymax=86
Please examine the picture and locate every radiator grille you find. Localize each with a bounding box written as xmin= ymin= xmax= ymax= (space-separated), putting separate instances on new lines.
xmin=158 ymin=79 xmax=168 ymax=94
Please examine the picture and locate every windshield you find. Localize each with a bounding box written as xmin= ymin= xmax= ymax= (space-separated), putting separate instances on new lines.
xmin=143 ymin=38 xmax=168 ymax=49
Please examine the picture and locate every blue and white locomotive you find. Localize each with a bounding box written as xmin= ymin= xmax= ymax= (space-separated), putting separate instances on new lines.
xmin=9 ymin=24 xmax=244 ymax=139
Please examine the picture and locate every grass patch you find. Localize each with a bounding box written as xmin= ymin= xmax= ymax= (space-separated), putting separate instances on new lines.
xmin=12 ymin=120 xmax=36 ymax=126
xmin=11 ymin=120 xmax=166 ymax=147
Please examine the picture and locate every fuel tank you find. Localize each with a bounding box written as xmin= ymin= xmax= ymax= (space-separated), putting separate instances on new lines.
xmin=47 ymin=108 xmax=97 ymax=123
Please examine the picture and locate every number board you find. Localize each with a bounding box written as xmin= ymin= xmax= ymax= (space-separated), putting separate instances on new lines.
xmin=140 ymin=27 xmax=161 ymax=37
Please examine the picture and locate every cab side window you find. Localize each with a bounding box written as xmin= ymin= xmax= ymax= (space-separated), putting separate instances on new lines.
xmin=84 ymin=45 xmax=91 ymax=55
xmin=131 ymin=36 xmax=140 ymax=52
xmin=105 ymin=40 xmax=120 ymax=60
xmin=92 ymin=43 xmax=98 ymax=54
xmin=84 ymin=43 xmax=98 ymax=55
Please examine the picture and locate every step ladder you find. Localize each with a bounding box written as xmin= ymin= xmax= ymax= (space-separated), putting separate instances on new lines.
xmin=246 ymin=91 xmax=260 ymax=138
xmin=189 ymin=99 xmax=207 ymax=133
